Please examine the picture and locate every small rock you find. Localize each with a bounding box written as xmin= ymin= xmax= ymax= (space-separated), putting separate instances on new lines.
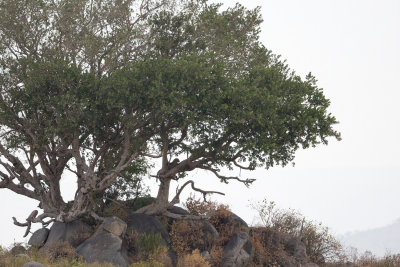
xmin=103 ymin=216 xmax=127 ymax=237
xmin=286 ymin=237 xmax=308 ymax=263
xmin=28 ymin=228 xmax=49 ymax=248
xmin=22 ymin=262 xmax=46 ymax=267
xmin=10 ymin=244 xmax=26 ymax=255
xmin=201 ymin=250 xmax=211 ymax=262
xmin=222 ymin=231 xmax=254 ymax=267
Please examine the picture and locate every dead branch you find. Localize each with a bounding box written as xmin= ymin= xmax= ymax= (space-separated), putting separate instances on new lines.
xmin=13 ymin=210 xmax=56 ymax=237
xmin=12 ymin=210 xmax=38 ymax=237
xmin=199 ymin=166 xmax=256 ymax=186
xmin=170 ymin=180 xmax=225 ymax=205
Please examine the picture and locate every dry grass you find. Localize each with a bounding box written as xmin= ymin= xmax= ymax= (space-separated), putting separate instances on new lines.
xmin=177 ymin=249 xmax=210 ymax=267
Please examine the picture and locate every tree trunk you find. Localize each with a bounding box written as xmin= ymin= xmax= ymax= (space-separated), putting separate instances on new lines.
xmin=136 ymin=178 xmax=172 ymax=215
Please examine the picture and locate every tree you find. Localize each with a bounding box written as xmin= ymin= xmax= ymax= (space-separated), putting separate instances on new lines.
xmin=0 ymin=0 xmax=340 ymax=234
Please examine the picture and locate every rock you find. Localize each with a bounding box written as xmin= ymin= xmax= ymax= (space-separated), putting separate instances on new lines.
xmin=126 ymin=213 xmax=170 ymax=247
xmin=216 ymin=212 xmax=249 ymax=232
xmin=43 ymin=219 xmax=93 ymax=248
xmin=102 ymin=216 xmax=127 ymax=237
xmin=222 ymin=231 xmax=254 ymax=267
xmin=28 ymin=228 xmax=50 ymax=248
xmin=167 ymin=206 xmax=190 ymax=215
xmin=201 ymin=250 xmax=211 ymax=262
xmin=286 ymin=237 xmax=308 ymax=263
xmin=194 ymin=220 xmax=219 ymax=251
xmin=76 ymin=217 xmax=129 ymax=267
xmin=209 ymin=211 xmax=249 ymax=244
xmin=302 ymin=263 xmax=319 ymax=267
xmin=10 ymin=244 xmax=26 ymax=255
xmin=22 ymin=262 xmax=46 ymax=267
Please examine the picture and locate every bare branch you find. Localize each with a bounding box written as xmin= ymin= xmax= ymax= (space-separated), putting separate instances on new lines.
xmin=12 ymin=210 xmax=38 ymax=237
xmin=170 ymin=180 xmax=225 ymax=205
xmin=199 ymin=166 xmax=256 ymax=186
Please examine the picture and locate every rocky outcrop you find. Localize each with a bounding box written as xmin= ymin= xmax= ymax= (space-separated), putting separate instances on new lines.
xmin=28 ymin=228 xmax=50 ymax=248
xmin=41 ymin=219 xmax=93 ymax=249
xmin=76 ymin=216 xmax=129 ymax=267
xmin=222 ymin=231 xmax=254 ymax=267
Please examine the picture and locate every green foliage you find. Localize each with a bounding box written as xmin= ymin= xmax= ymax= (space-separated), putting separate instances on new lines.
xmin=0 ymin=0 xmax=340 ymax=223
xmin=136 ymin=233 xmax=164 ymax=258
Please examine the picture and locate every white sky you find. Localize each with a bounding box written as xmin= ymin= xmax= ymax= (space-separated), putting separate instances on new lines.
xmin=1 ymin=0 xmax=400 ymax=252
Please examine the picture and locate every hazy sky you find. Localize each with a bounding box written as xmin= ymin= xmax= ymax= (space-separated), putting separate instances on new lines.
xmin=1 ymin=0 xmax=399 ymax=253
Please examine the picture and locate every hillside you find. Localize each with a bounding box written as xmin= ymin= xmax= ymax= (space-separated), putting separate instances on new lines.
xmin=341 ymin=218 xmax=400 ymax=256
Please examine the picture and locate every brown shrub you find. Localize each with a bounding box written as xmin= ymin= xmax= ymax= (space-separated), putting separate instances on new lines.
xmin=126 ymin=229 xmax=171 ymax=266
xmin=45 ymin=241 xmax=76 ymax=262
xmin=177 ymin=249 xmax=210 ymax=267
xmin=170 ymin=220 xmax=205 ymax=256
xmin=209 ymin=245 xmax=224 ymax=266
xmin=101 ymin=201 xmax=130 ymax=222
xmin=184 ymin=196 xmax=237 ymax=247
xmin=249 ymin=227 xmax=287 ymax=267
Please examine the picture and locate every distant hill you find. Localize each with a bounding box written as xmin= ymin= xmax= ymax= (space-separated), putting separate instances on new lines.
xmin=340 ymin=218 xmax=400 ymax=257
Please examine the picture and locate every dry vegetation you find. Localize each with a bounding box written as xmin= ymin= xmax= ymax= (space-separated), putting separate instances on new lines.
xmin=1 ymin=197 xmax=399 ymax=267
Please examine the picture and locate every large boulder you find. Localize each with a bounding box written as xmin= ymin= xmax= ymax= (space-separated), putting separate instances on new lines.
xmin=28 ymin=228 xmax=50 ymax=248
xmin=42 ymin=219 xmax=93 ymax=249
xmin=126 ymin=213 xmax=170 ymax=246
xmin=22 ymin=262 xmax=46 ymax=267
xmin=191 ymin=220 xmax=219 ymax=251
xmin=222 ymin=231 xmax=254 ymax=267
xmin=211 ymin=211 xmax=249 ymax=232
xmin=76 ymin=216 xmax=129 ymax=267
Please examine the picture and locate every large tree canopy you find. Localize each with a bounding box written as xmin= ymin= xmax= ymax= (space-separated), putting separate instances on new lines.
xmin=0 ymin=0 xmax=340 ymax=232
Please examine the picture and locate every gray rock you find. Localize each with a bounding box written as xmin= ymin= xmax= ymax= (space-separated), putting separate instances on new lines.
xmin=167 ymin=206 xmax=190 ymax=215
xmin=22 ymin=262 xmax=46 ymax=267
xmin=127 ymin=213 xmax=170 ymax=246
xmin=210 ymin=211 xmax=249 ymax=233
xmin=286 ymin=237 xmax=308 ymax=263
xmin=10 ymin=245 xmax=26 ymax=255
xmin=28 ymin=228 xmax=49 ymax=248
xmin=193 ymin=220 xmax=219 ymax=251
xmin=201 ymin=250 xmax=211 ymax=262
xmin=301 ymin=263 xmax=319 ymax=267
xmin=76 ymin=217 xmax=129 ymax=267
xmin=42 ymin=220 xmax=93 ymax=248
xmin=103 ymin=216 xmax=127 ymax=237
xmin=222 ymin=231 xmax=254 ymax=267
